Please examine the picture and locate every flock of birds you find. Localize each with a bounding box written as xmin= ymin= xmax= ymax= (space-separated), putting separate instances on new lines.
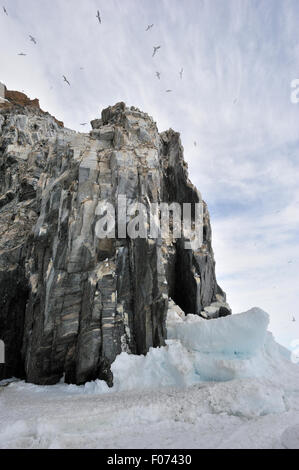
xmin=2 ymin=7 xmax=186 ymax=101
xmin=3 ymin=5 xmax=37 ymax=54
xmin=3 ymin=6 xmax=193 ymax=137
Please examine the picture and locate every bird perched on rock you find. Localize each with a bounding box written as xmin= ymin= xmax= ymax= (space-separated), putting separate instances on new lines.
xmin=152 ymin=46 xmax=161 ymax=57
xmin=156 ymin=71 xmax=161 ymax=80
xmin=96 ymin=10 xmax=101 ymax=24
xmin=63 ymin=75 xmax=70 ymax=86
xmin=146 ymin=24 xmax=154 ymax=31
xmin=29 ymin=35 xmax=37 ymax=44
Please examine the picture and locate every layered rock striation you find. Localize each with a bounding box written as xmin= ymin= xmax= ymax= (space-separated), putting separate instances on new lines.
xmin=0 ymin=94 xmax=230 ymax=385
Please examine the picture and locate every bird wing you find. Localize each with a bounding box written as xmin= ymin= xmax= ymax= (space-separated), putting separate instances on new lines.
xmin=153 ymin=46 xmax=160 ymax=56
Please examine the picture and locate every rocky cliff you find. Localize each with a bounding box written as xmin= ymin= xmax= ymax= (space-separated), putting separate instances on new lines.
xmin=0 ymin=93 xmax=230 ymax=385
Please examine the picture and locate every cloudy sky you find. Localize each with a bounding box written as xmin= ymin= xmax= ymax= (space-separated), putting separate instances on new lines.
xmin=0 ymin=0 xmax=298 ymax=347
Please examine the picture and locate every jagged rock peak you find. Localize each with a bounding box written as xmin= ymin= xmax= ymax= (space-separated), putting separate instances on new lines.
xmin=0 ymin=95 xmax=230 ymax=386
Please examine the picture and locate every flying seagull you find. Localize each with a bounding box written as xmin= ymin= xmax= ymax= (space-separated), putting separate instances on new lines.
xmin=63 ymin=75 xmax=70 ymax=86
xmin=156 ymin=71 xmax=161 ymax=80
xmin=165 ymin=89 xmax=172 ymax=93
xmin=3 ymin=6 xmax=8 ymax=15
xmin=18 ymin=52 xmax=27 ymax=56
xmin=292 ymin=316 xmax=296 ymax=322
xmin=80 ymin=67 xmax=84 ymax=70
xmin=29 ymin=35 xmax=37 ymax=44
xmin=179 ymin=68 xmax=183 ymax=80
xmin=96 ymin=10 xmax=101 ymax=23
xmin=80 ymin=123 xmax=87 ymax=126
xmin=146 ymin=24 xmax=154 ymax=31
xmin=152 ymin=46 xmax=161 ymax=57
xmin=194 ymin=141 xmax=197 ymax=147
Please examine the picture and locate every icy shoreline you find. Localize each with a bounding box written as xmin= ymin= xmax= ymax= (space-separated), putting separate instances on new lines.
xmin=1 ymin=306 xmax=299 ymax=449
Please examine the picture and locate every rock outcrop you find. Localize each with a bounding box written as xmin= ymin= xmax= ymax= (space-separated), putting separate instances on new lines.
xmin=0 ymin=84 xmax=64 ymax=127
xmin=0 ymin=93 xmax=229 ymax=385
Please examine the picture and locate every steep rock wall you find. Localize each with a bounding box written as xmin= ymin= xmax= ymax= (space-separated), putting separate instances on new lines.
xmin=0 ymin=98 xmax=229 ymax=385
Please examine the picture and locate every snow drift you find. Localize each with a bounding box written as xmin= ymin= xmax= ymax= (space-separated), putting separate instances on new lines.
xmin=1 ymin=304 xmax=299 ymax=449
xmin=4 ymin=304 xmax=295 ymax=394
xmin=167 ymin=306 xmax=270 ymax=355
xmin=104 ymin=305 xmax=297 ymax=390
xmin=109 ymin=307 xmax=274 ymax=389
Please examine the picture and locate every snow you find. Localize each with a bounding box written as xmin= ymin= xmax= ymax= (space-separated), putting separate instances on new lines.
xmin=167 ymin=307 xmax=269 ymax=355
xmin=281 ymin=424 xmax=299 ymax=449
xmin=111 ymin=340 xmax=197 ymax=391
xmin=0 ymin=305 xmax=299 ymax=449
xmin=110 ymin=306 xmax=298 ymax=387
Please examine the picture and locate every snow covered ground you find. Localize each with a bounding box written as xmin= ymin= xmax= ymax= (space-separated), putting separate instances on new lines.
xmin=0 ymin=306 xmax=299 ymax=449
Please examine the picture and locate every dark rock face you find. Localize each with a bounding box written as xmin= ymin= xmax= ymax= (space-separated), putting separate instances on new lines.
xmin=0 ymin=101 xmax=229 ymax=385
